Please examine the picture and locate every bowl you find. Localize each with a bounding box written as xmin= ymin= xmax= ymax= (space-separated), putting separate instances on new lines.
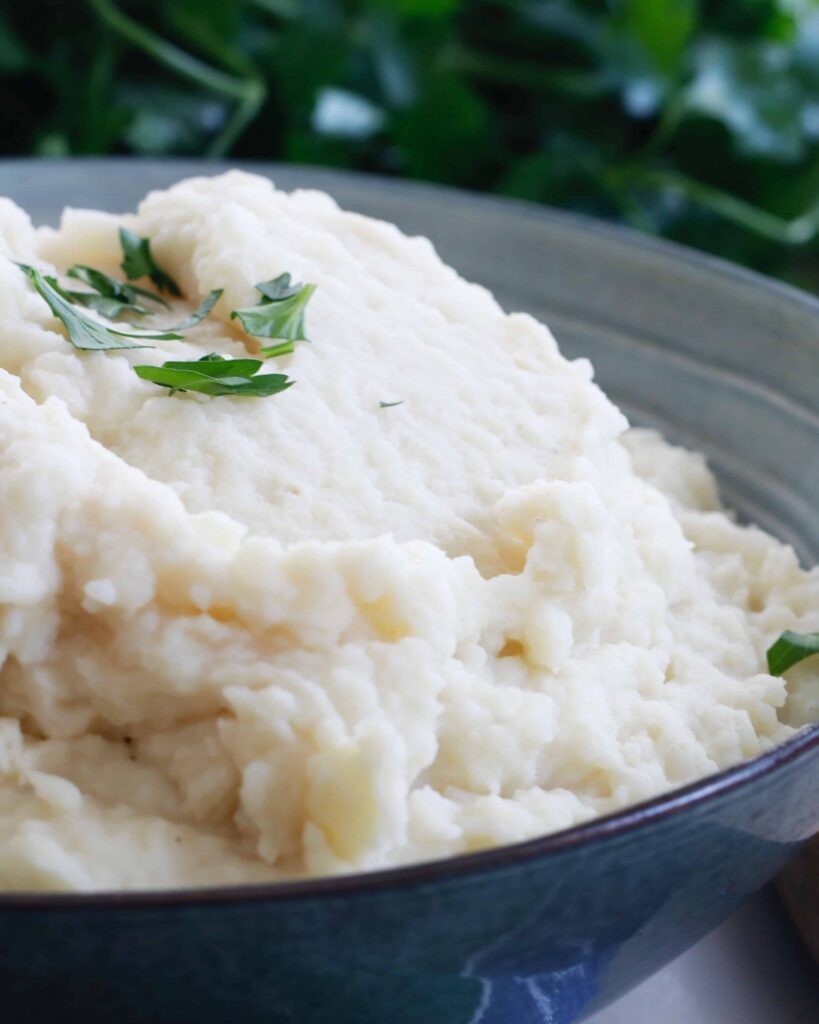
xmin=1 ymin=159 xmax=818 ymax=1024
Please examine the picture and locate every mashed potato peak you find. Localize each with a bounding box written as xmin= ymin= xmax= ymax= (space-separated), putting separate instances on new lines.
xmin=0 ymin=172 xmax=816 ymax=891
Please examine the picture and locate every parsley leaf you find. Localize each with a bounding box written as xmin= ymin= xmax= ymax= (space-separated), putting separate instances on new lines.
xmin=65 ymin=265 xmax=160 ymax=319
xmin=379 ymin=400 xmax=404 ymax=408
xmin=67 ymin=292 xmax=152 ymax=319
xmin=231 ymin=281 xmax=316 ymax=347
xmin=161 ymin=289 xmax=223 ymax=331
xmin=256 ymin=273 xmax=303 ymax=302
xmin=767 ymin=631 xmax=819 ymax=676
xmin=133 ymin=352 xmax=294 ymax=397
xmin=67 ymin=265 xmax=170 ymax=309
xmin=119 ymin=227 xmax=181 ymax=296
xmin=71 ymin=275 xmax=220 ymax=333
xmin=16 ymin=263 xmax=182 ymax=350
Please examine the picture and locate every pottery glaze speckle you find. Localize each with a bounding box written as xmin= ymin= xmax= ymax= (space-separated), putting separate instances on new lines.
xmin=0 ymin=160 xmax=817 ymax=1024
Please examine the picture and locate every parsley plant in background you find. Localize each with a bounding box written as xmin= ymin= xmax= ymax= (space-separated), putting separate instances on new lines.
xmin=2 ymin=1 xmax=819 ymax=288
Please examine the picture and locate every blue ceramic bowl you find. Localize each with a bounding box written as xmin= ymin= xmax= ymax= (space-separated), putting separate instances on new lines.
xmin=1 ymin=160 xmax=818 ymax=1024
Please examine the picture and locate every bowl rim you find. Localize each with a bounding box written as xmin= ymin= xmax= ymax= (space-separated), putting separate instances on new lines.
xmin=5 ymin=156 xmax=819 ymax=333
xmin=0 ymin=159 xmax=817 ymax=910
xmin=1 ymin=724 xmax=817 ymax=910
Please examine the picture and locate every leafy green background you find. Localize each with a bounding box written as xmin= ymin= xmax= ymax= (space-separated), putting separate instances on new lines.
xmin=3 ymin=0 xmax=819 ymax=288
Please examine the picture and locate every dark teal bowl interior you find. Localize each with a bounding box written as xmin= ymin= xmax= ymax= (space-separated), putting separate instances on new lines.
xmin=1 ymin=160 xmax=818 ymax=1024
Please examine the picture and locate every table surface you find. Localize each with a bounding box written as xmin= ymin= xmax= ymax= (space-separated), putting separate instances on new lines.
xmin=589 ymin=888 xmax=818 ymax=1023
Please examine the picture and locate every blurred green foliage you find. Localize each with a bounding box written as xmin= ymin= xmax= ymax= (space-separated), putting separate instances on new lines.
xmin=2 ymin=0 xmax=819 ymax=285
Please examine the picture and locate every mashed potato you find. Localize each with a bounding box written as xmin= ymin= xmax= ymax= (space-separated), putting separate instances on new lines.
xmin=0 ymin=172 xmax=816 ymax=891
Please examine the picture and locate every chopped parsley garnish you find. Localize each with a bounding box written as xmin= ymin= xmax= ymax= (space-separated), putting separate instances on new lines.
xmin=379 ymin=400 xmax=404 ymax=408
xmin=67 ymin=264 xmax=170 ymax=318
xmin=255 ymin=273 xmax=303 ymax=302
xmin=231 ymin=275 xmax=316 ymax=351
xmin=767 ymin=631 xmax=819 ymax=676
xmin=133 ymin=352 xmax=294 ymax=397
xmin=163 ymin=289 xmax=223 ymax=331
xmin=18 ymin=249 xmax=305 ymax=401
xmin=16 ymin=263 xmax=182 ymax=350
xmin=66 ymin=291 xmax=151 ymax=320
xmin=119 ymin=227 xmax=181 ymax=296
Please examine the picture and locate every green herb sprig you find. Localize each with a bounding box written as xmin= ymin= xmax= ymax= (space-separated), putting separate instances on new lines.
xmin=767 ymin=631 xmax=819 ymax=676
xmin=17 ymin=263 xmax=182 ymax=350
xmin=134 ymin=352 xmax=294 ymax=397
xmin=231 ymin=273 xmax=316 ymax=355
xmin=17 ymin=248 xmax=303 ymax=401
xmin=162 ymin=289 xmax=223 ymax=332
xmin=256 ymin=273 xmax=303 ymax=302
xmin=119 ymin=227 xmax=181 ymax=296
xmin=17 ymin=263 xmax=221 ymax=350
xmin=71 ymin=261 xmax=220 ymax=332
xmin=67 ymin=264 xmax=170 ymax=318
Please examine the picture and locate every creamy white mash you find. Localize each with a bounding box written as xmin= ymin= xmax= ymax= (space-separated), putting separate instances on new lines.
xmin=0 ymin=172 xmax=816 ymax=891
